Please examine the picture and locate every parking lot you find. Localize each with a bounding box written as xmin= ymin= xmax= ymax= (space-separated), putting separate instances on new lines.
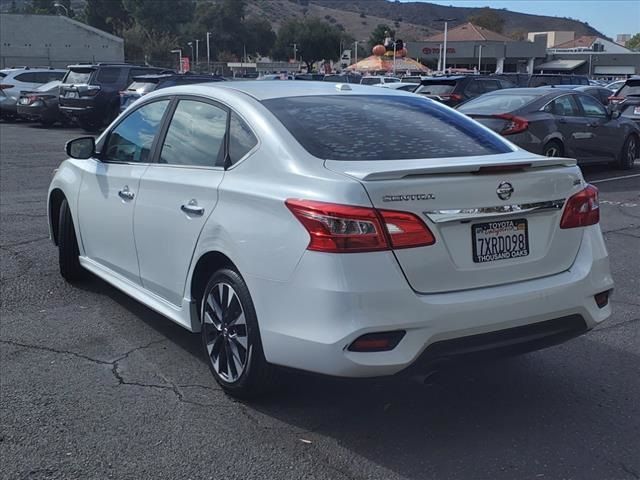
xmin=1 ymin=121 xmax=638 ymax=480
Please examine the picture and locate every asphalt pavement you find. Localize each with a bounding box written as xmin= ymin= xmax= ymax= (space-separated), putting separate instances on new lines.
xmin=1 ymin=121 xmax=639 ymax=480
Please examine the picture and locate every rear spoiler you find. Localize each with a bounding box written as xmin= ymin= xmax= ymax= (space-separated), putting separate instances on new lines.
xmin=325 ymin=155 xmax=577 ymax=181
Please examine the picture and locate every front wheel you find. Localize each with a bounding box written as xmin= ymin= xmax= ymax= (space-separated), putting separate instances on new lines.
xmin=618 ymin=134 xmax=638 ymax=170
xmin=200 ymin=268 xmax=276 ymax=398
xmin=543 ymin=140 xmax=563 ymax=157
xmin=58 ymin=198 xmax=85 ymax=282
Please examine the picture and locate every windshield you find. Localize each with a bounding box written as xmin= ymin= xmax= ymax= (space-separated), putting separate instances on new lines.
xmin=36 ymin=80 xmax=61 ymax=92
xmin=618 ymin=81 xmax=640 ymax=97
xmin=64 ymin=70 xmax=92 ymax=84
xmin=458 ymin=93 xmax=541 ymax=114
xmin=415 ymin=82 xmax=456 ymax=95
xmin=262 ymin=95 xmax=512 ymax=161
xmin=127 ymin=81 xmax=157 ymax=93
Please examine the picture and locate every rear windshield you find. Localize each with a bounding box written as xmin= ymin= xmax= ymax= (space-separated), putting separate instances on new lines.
xmin=36 ymin=80 xmax=61 ymax=92
xmin=529 ymin=76 xmax=562 ymax=87
xmin=127 ymin=81 xmax=157 ymax=93
xmin=458 ymin=93 xmax=541 ymax=114
xmin=415 ymin=81 xmax=457 ymax=95
xmin=618 ymin=81 xmax=640 ymax=97
xmin=262 ymin=95 xmax=512 ymax=161
xmin=64 ymin=69 xmax=92 ymax=84
xmin=361 ymin=77 xmax=382 ymax=85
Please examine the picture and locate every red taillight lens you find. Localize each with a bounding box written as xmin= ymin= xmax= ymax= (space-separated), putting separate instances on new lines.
xmin=0 ymin=84 xmax=15 ymax=90
xmin=608 ymin=96 xmax=623 ymax=104
xmin=560 ymin=184 xmax=599 ymax=229
xmin=447 ymin=93 xmax=462 ymax=102
xmin=494 ymin=113 xmax=529 ymax=135
xmin=285 ymin=200 xmax=435 ymax=253
xmin=378 ymin=209 xmax=435 ymax=249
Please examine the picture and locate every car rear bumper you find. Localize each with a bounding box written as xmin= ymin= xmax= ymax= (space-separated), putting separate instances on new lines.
xmin=0 ymin=96 xmax=18 ymax=113
xmin=247 ymin=224 xmax=613 ymax=377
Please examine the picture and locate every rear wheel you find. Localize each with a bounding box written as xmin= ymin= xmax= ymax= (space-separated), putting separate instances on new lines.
xmin=618 ymin=134 xmax=638 ymax=170
xmin=200 ymin=268 xmax=276 ymax=398
xmin=58 ymin=199 xmax=84 ymax=282
xmin=543 ymin=140 xmax=563 ymax=158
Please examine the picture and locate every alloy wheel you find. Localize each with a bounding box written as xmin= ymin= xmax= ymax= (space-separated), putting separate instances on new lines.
xmin=545 ymin=145 xmax=560 ymax=157
xmin=627 ymin=137 xmax=637 ymax=165
xmin=202 ymin=282 xmax=249 ymax=383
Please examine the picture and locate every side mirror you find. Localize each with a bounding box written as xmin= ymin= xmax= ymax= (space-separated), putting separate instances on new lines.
xmin=611 ymin=109 xmax=621 ymax=119
xmin=66 ymin=136 xmax=95 ymax=159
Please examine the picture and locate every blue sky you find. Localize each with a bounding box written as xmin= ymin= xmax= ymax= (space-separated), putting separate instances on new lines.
xmin=405 ymin=1 xmax=640 ymax=39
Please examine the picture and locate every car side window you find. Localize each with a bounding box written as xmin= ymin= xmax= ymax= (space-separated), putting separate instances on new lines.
xmin=159 ymin=99 xmax=227 ymax=167
xmin=481 ymin=80 xmax=501 ymax=92
xmin=577 ymin=95 xmax=607 ymax=117
xmin=96 ymin=67 xmax=120 ymax=84
xmin=546 ymin=95 xmax=579 ymax=116
xmin=102 ymin=100 xmax=170 ymax=163
xmin=14 ymin=72 xmax=39 ymax=83
xmin=229 ymin=112 xmax=258 ymax=165
xmin=465 ymin=80 xmax=482 ymax=95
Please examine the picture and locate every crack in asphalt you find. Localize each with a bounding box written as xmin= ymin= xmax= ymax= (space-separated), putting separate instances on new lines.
xmin=593 ymin=317 xmax=640 ymax=332
xmin=0 ymin=338 xmax=220 ymax=407
xmin=621 ymin=462 xmax=640 ymax=480
xmin=1 ymin=236 xmax=49 ymax=248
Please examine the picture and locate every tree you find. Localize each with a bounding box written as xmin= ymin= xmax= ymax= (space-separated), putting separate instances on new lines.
xmin=468 ymin=8 xmax=505 ymax=33
xmin=84 ymin=0 xmax=129 ymax=34
xmin=122 ymin=0 xmax=194 ymax=34
xmin=368 ymin=24 xmax=395 ymax=50
xmin=121 ymin=23 xmax=179 ymax=66
xmin=627 ymin=33 xmax=640 ymax=51
xmin=244 ymin=18 xmax=277 ymax=58
xmin=509 ymin=29 xmax=527 ymax=41
xmin=273 ymin=17 xmax=343 ymax=72
xmin=29 ymin=0 xmax=55 ymax=14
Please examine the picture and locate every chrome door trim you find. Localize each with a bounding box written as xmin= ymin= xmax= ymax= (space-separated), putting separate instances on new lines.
xmin=424 ymin=199 xmax=565 ymax=223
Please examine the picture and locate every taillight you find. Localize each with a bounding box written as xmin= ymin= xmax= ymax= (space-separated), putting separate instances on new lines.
xmin=608 ymin=96 xmax=623 ymax=104
xmin=494 ymin=113 xmax=529 ymax=135
xmin=446 ymin=93 xmax=462 ymax=102
xmin=26 ymin=95 xmax=38 ymax=104
xmin=82 ymin=86 xmax=101 ymax=97
xmin=0 ymin=84 xmax=15 ymax=90
xmin=285 ymin=200 xmax=435 ymax=253
xmin=560 ymin=184 xmax=599 ymax=229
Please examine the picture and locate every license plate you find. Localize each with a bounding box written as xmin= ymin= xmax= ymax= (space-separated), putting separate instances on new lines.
xmin=634 ymin=106 xmax=640 ymax=115
xmin=66 ymin=91 xmax=78 ymax=98
xmin=472 ymin=219 xmax=529 ymax=263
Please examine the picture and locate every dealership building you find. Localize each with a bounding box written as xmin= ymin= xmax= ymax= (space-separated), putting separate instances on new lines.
xmin=0 ymin=13 xmax=123 ymax=68
xmin=407 ymin=23 xmax=547 ymax=74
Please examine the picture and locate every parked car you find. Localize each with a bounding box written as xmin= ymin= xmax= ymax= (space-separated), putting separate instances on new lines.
xmin=16 ymin=80 xmax=67 ymax=126
xmin=374 ymin=82 xmax=419 ymax=92
xmin=59 ymin=63 xmax=167 ymax=132
xmin=323 ymin=73 xmax=361 ymax=83
xmin=605 ymin=80 xmax=626 ymax=92
xmin=609 ymin=77 xmax=640 ymax=125
xmin=401 ymin=75 xmax=429 ymax=84
xmin=491 ymin=73 xmax=531 ymax=87
xmin=360 ymin=76 xmax=400 ymax=85
xmin=294 ymin=73 xmax=325 ymax=81
xmin=257 ymin=74 xmax=295 ymax=80
xmin=544 ymin=84 xmax=614 ymax=106
xmin=457 ymin=88 xmax=639 ymax=169
xmin=49 ymin=82 xmax=613 ymax=397
xmin=414 ymin=76 xmax=515 ymax=107
xmin=528 ymin=74 xmax=589 ymax=87
xmin=120 ymin=73 xmax=226 ymax=112
xmin=0 ymin=67 xmax=66 ymax=120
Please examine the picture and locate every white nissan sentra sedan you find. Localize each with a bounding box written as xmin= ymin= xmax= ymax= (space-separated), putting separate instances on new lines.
xmin=48 ymin=81 xmax=613 ymax=397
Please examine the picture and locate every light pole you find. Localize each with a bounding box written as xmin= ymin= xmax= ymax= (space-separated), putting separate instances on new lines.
xmin=195 ymin=39 xmax=200 ymax=70
xmin=187 ymin=42 xmax=195 ymax=65
xmin=206 ymin=32 xmax=211 ymax=73
xmin=53 ymin=2 xmax=68 ymax=15
xmin=478 ymin=44 xmax=483 ymax=73
xmin=170 ymin=49 xmax=182 ymax=73
xmin=436 ymin=18 xmax=455 ymax=73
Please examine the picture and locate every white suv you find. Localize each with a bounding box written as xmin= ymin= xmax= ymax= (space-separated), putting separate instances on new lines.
xmin=360 ymin=76 xmax=400 ymax=86
xmin=0 ymin=67 xmax=66 ymax=119
xmin=48 ymin=82 xmax=613 ymax=398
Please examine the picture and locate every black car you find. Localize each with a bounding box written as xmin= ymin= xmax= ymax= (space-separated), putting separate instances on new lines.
xmin=16 ymin=80 xmax=68 ymax=126
xmin=543 ymin=85 xmax=614 ymax=106
xmin=610 ymin=77 xmax=640 ymax=124
xmin=120 ymin=73 xmax=226 ymax=112
xmin=528 ymin=74 xmax=589 ymax=87
xmin=458 ymin=88 xmax=639 ymax=169
xmin=294 ymin=73 xmax=325 ymax=81
xmin=413 ymin=76 xmax=515 ymax=107
xmin=59 ymin=63 xmax=168 ymax=132
xmin=322 ymin=74 xmax=361 ymax=83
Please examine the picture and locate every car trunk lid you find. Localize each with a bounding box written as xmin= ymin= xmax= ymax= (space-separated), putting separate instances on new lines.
xmin=325 ymin=152 xmax=586 ymax=293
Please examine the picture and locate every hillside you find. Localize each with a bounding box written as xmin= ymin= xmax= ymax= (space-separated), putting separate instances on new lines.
xmin=0 ymin=0 xmax=609 ymax=44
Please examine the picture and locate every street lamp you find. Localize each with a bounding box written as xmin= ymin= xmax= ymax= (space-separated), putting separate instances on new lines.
xmin=187 ymin=42 xmax=195 ymax=65
xmin=170 ymin=49 xmax=182 ymax=73
xmin=206 ymin=32 xmax=212 ymax=73
xmin=53 ymin=2 xmax=68 ymax=16
xmin=435 ymin=18 xmax=456 ymax=73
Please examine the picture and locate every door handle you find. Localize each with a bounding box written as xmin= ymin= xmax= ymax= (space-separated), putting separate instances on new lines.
xmin=181 ymin=199 xmax=205 ymax=216
xmin=118 ymin=186 xmax=135 ymax=201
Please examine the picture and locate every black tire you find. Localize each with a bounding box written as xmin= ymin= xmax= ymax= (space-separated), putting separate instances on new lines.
xmin=543 ymin=140 xmax=563 ymax=158
xmin=618 ymin=134 xmax=638 ymax=170
xmin=200 ymin=268 xmax=276 ymax=398
xmin=58 ymin=198 xmax=84 ymax=282
xmin=40 ymin=117 xmax=56 ymax=127
xmin=78 ymin=118 xmax=100 ymax=133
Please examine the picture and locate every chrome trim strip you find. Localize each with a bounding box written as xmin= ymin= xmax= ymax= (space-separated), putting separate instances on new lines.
xmin=424 ymin=199 xmax=565 ymax=223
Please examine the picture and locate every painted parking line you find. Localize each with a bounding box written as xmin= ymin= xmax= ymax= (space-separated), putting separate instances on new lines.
xmin=590 ymin=173 xmax=640 ymax=184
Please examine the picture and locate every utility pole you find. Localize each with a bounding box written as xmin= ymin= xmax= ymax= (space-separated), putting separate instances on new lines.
xmin=436 ymin=18 xmax=455 ymax=74
xmin=354 ymin=40 xmax=358 ymax=65
xmin=195 ymin=39 xmax=200 ymax=70
xmin=393 ymin=39 xmax=397 ymax=76
xmin=206 ymin=32 xmax=211 ymax=73
xmin=292 ymin=43 xmax=298 ymax=62
xmin=478 ymin=44 xmax=483 ymax=73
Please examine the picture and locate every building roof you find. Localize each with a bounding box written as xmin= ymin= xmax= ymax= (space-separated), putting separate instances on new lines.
xmin=552 ymin=36 xmax=597 ymax=49
xmin=0 ymin=13 xmax=123 ymax=43
xmin=346 ymin=55 xmax=429 ymax=73
xmin=424 ymin=22 xmax=513 ymax=43
xmin=535 ymin=59 xmax=586 ymax=71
